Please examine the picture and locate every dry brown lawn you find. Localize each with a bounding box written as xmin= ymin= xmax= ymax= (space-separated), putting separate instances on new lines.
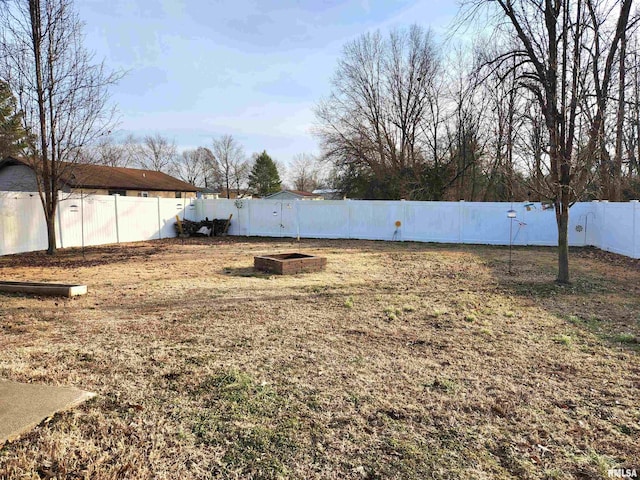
xmin=0 ymin=238 xmax=638 ymax=480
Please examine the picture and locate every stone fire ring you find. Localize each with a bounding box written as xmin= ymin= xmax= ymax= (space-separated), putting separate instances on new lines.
xmin=254 ymin=253 xmax=327 ymax=275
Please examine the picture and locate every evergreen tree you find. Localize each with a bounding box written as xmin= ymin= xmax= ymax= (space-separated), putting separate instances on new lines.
xmin=248 ymin=150 xmax=281 ymax=196
xmin=0 ymin=80 xmax=28 ymax=158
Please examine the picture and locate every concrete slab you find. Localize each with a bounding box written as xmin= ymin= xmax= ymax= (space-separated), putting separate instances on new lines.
xmin=0 ymin=379 xmax=95 ymax=445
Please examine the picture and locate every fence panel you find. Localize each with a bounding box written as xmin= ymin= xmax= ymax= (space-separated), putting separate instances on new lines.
xmin=347 ymin=200 xmax=405 ymax=241
xmin=297 ymin=201 xmax=350 ymax=239
xmin=116 ymin=197 xmax=162 ymax=243
xmin=567 ymin=203 xmax=594 ymax=247
xmin=202 ymin=198 xmax=245 ymax=236
xmin=461 ymin=203 xmax=514 ymax=245
xmin=515 ymin=204 xmax=557 ymax=246
xmin=634 ymin=202 xmax=640 ymax=258
xmin=83 ymin=196 xmax=118 ymax=246
xmin=0 ymin=193 xmax=48 ymax=255
xmin=231 ymin=199 xmax=251 ymax=236
xmin=159 ymin=198 xmax=182 ymax=239
xmin=3 ymin=194 xmax=640 ymax=260
xmin=57 ymin=195 xmax=119 ymax=248
xmin=403 ymin=201 xmax=459 ymax=243
xmin=57 ymin=196 xmax=83 ymax=248
xmin=598 ymin=202 xmax=635 ymax=257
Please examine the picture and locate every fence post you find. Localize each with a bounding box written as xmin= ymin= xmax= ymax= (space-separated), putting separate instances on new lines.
xmin=458 ymin=200 xmax=465 ymax=244
xmin=295 ymin=199 xmax=300 ymax=240
xmin=603 ymin=200 xmax=609 ymax=252
xmin=0 ymin=198 xmax=4 ymax=255
xmin=347 ymin=199 xmax=352 ymax=239
xmin=592 ymin=201 xmax=598 ymax=247
xmin=157 ymin=197 xmax=162 ymax=239
xmin=195 ymin=197 xmax=203 ymax=220
xmin=632 ymin=200 xmax=639 ymax=258
xmin=57 ymin=195 xmax=64 ymax=249
xmin=114 ymin=194 xmax=120 ymax=244
xmin=520 ymin=202 xmax=527 ymax=246
xmin=400 ymin=199 xmax=406 ymax=241
xmin=246 ymin=199 xmax=252 ymax=236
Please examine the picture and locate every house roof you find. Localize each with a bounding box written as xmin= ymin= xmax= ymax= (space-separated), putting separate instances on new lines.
xmin=264 ymin=189 xmax=321 ymax=199
xmin=208 ymin=189 xmax=250 ymax=198
xmin=312 ymin=189 xmax=340 ymax=195
xmin=0 ymin=157 xmax=197 ymax=192
xmin=287 ymin=190 xmax=319 ymax=197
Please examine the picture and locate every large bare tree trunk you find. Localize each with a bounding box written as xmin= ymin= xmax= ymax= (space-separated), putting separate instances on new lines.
xmin=613 ymin=25 xmax=627 ymax=202
xmin=28 ymin=0 xmax=58 ymax=254
xmin=556 ymin=205 xmax=570 ymax=283
xmin=556 ymin=176 xmax=572 ymax=283
xmin=45 ymin=202 xmax=56 ymax=254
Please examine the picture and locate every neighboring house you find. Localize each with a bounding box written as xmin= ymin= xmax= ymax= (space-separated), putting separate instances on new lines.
xmin=201 ymin=188 xmax=251 ymax=200
xmin=197 ymin=187 xmax=220 ymax=199
xmin=312 ymin=189 xmax=344 ymax=200
xmin=264 ymin=190 xmax=323 ymax=200
xmin=0 ymin=157 xmax=198 ymax=198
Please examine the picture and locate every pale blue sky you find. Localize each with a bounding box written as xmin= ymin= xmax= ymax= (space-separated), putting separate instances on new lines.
xmin=77 ymin=0 xmax=458 ymax=168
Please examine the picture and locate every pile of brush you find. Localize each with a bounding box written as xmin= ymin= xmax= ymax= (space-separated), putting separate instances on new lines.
xmin=174 ymin=217 xmax=231 ymax=236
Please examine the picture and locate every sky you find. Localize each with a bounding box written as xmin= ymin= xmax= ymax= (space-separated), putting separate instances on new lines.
xmin=76 ymin=0 xmax=459 ymax=171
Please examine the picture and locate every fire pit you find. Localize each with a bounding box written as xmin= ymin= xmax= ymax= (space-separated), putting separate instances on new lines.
xmin=254 ymin=253 xmax=327 ymax=275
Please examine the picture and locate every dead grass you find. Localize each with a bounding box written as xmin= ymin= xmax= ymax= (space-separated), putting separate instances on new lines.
xmin=0 ymin=238 xmax=638 ymax=479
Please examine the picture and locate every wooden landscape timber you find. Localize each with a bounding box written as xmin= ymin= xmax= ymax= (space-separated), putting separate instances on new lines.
xmin=0 ymin=281 xmax=87 ymax=297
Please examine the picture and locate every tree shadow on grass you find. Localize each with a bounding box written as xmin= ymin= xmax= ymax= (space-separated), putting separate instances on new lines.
xmin=502 ymin=276 xmax=613 ymax=298
xmin=221 ymin=266 xmax=275 ymax=279
xmin=0 ymin=243 xmax=169 ymax=269
xmin=489 ymin=247 xmax=640 ymax=352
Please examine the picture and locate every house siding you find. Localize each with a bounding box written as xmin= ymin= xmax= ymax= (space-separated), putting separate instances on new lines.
xmin=0 ymin=165 xmax=39 ymax=192
xmin=0 ymin=164 xmax=196 ymax=199
xmin=70 ymin=188 xmax=196 ymax=198
xmin=265 ymin=191 xmax=301 ymax=200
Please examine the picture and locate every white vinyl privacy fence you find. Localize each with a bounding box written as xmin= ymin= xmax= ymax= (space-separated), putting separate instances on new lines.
xmin=0 ymin=193 xmax=197 ymax=256
xmin=1 ymin=193 xmax=639 ymax=259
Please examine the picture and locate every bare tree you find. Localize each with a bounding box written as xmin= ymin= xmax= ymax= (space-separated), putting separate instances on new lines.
xmin=315 ymin=25 xmax=440 ymax=199
xmin=625 ymin=34 xmax=640 ymax=195
xmin=90 ymin=136 xmax=123 ymax=167
xmin=612 ymin=9 xmax=629 ymax=201
xmin=82 ymin=134 xmax=137 ymax=168
xmin=132 ymin=133 xmax=177 ymax=172
xmin=416 ymin=68 xmax=454 ymax=200
xmin=229 ymin=157 xmax=250 ymax=196
xmin=462 ymin=0 xmax=633 ymax=283
xmin=517 ymin=99 xmax=548 ymax=201
xmin=0 ymin=0 xmax=119 ymax=254
xmin=582 ymin=1 xmax=634 ymax=202
xmin=289 ymin=153 xmax=323 ymax=192
xmin=474 ymin=42 xmax=525 ymax=201
xmin=444 ymin=46 xmax=491 ymax=201
xmin=171 ymin=147 xmax=211 ymax=186
xmin=211 ymin=134 xmax=247 ymax=198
